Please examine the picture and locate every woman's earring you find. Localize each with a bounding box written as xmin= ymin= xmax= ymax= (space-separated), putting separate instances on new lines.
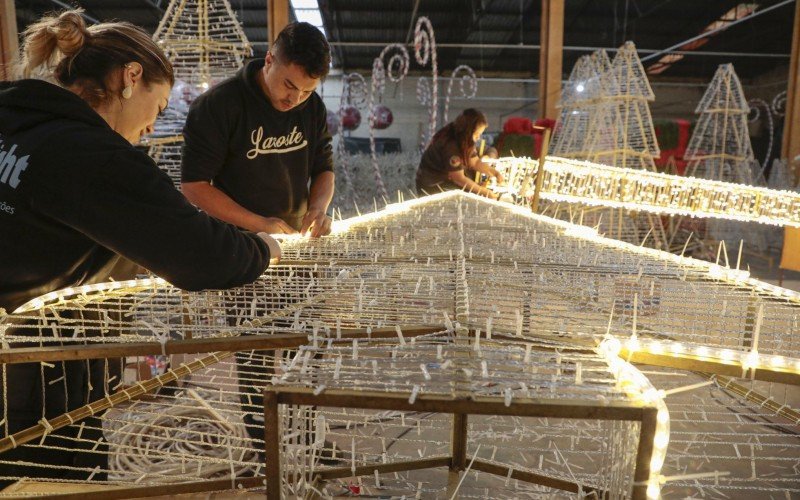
xmin=122 ymin=86 xmax=133 ymax=99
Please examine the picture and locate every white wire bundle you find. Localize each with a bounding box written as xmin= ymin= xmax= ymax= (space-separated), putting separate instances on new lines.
xmin=107 ymin=390 xmax=258 ymax=481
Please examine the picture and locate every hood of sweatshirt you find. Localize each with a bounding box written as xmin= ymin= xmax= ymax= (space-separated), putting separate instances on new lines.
xmin=0 ymin=79 xmax=110 ymax=137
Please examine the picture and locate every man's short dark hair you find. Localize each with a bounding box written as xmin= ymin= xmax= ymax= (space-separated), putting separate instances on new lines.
xmin=273 ymin=22 xmax=331 ymax=79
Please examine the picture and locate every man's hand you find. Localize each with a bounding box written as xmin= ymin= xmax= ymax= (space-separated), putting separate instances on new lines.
xmin=300 ymin=207 xmax=332 ymax=238
xmin=263 ymin=217 xmax=297 ymax=235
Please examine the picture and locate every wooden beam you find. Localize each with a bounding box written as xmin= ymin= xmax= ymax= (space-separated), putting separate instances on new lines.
xmin=314 ymin=457 xmax=451 ymax=480
xmin=632 ymin=407 xmax=658 ymax=500
xmin=471 ymin=459 xmax=601 ymax=495
xmin=450 ymin=413 xmax=468 ymax=471
xmin=263 ymin=390 xmax=282 ymax=500
xmin=538 ymin=0 xmax=564 ymax=120
xmin=29 ymin=476 xmax=267 ymax=499
xmin=270 ymin=386 xmax=652 ymax=421
xmin=0 ymin=325 xmax=443 ymax=364
xmin=267 ymin=0 xmax=290 ymax=48
xmin=0 ymin=0 xmax=18 ymax=81
xmin=782 ymin=0 xmax=800 ymax=183
xmin=621 ymin=349 xmax=800 ymax=387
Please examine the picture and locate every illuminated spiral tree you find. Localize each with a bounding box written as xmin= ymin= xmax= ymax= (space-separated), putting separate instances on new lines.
xmin=443 ymin=65 xmax=478 ymax=124
xmin=414 ymin=16 xmax=438 ymax=152
xmin=369 ymin=44 xmax=410 ymax=200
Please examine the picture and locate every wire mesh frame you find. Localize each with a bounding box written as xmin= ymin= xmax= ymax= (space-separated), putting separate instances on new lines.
xmin=2 ymin=191 xmax=800 ymax=497
xmin=263 ymin=386 xmax=659 ymax=500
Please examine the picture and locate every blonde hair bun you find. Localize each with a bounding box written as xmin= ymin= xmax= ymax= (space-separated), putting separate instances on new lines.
xmin=51 ymin=10 xmax=89 ymax=57
xmin=18 ymin=9 xmax=89 ymax=78
xmin=16 ymin=8 xmax=173 ymax=107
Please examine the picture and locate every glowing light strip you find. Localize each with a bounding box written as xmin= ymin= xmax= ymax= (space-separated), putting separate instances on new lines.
xmin=12 ymin=278 xmax=167 ymax=314
xmin=493 ymin=155 xmax=800 ymax=227
xmin=622 ymin=338 xmax=800 ymax=375
xmin=599 ymin=337 xmax=669 ymax=498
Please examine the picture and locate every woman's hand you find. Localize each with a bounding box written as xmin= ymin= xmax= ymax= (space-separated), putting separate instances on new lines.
xmin=491 ymin=168 xmax=506 ymax=186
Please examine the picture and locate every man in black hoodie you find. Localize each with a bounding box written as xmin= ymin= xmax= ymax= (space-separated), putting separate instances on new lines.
xmin=181 ymin=22 xmax=335 ymax=237
xmin=0 ymin=11 xmax=280 ymax=484
xmin=180 ymin=22 xmax=336 ymax=446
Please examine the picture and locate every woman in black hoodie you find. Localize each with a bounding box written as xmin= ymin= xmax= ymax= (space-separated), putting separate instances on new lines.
xmin=0 ymin=10 xmax=281 ymax=484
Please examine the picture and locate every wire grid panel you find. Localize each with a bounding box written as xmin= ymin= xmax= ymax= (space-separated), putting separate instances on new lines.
xmin=538 ymin=201 xmax=671 ymax=251
xmin=268 ymin=338 xmax=652 ymax=499
xmin=1 ymin=266 xmax=450 ymax=348
xmin=5 ymin=191 xmax=800 ymax=371
xmin=642 ymin=368 xmax=800 ymax=498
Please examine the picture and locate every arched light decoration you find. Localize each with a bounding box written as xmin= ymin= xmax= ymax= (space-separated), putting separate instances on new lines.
xmin=13 ymin=278 xmax=168 ymax=313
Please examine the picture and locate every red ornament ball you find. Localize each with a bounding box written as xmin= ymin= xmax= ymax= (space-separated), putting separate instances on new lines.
xmin=372 ymin=105 xmax=394 ymax=130
xmin=340 ymin=105 xmax=362 ymax=130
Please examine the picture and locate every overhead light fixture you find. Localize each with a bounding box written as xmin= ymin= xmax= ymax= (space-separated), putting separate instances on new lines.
xmin=290 ymin=0 xmax=327 ymax=37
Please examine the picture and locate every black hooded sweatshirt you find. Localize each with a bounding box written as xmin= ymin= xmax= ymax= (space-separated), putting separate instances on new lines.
xmin=0 ymin=79 xmax=272 ymax=313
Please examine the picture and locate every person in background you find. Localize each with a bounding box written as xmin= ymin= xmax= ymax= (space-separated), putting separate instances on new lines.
xmin=0 ymin=10 xmax=280 ymax=485
xmin=465 ymin=145 xmax=499 ymax=185
xmin=416 ymin=108 xmax=504 ymax=198
xmin=181 ymin=21 xmax=335 ymax=238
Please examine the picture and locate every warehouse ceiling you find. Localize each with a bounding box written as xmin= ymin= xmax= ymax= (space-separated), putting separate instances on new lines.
xmin=13 ymin=0 xmax=796 ymax=81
